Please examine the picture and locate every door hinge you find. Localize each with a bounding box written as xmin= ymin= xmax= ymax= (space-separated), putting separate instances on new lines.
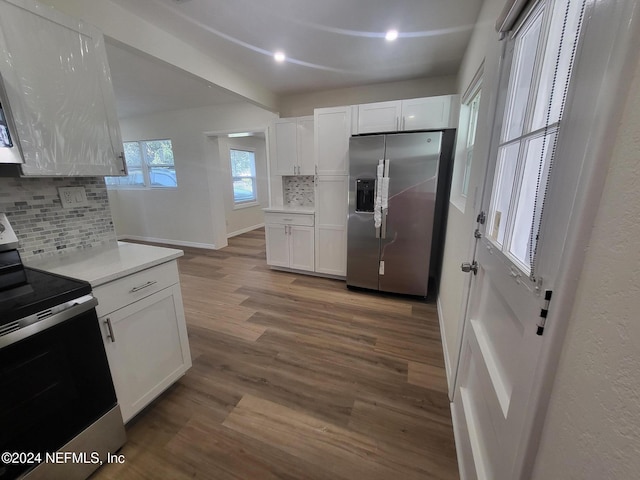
xmin=536 ymin=290 xmax=553 ymax=336
xmin=477 ymin=211 xmax=486 ymax=225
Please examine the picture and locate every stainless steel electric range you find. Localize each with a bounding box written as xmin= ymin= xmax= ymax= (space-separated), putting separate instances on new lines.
xmin=0 ymin=214 xmax=125 ymax=480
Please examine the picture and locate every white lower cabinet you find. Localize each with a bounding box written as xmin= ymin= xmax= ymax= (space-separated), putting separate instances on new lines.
xmin=315 ymin=176 xmax=348 ymax=276
xmin=95 ymin=260 xmax=191 ymax=423
xmin=265 ymin=213 xmax=315 ymax=272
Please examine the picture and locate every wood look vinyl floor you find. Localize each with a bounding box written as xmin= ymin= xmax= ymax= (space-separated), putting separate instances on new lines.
xmin=92 ymin=229 xmax=459 ymax=480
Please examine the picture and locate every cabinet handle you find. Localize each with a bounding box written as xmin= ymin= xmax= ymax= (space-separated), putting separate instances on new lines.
xmin=129 ymin=280 xmax=157 ymax=293
xmin=283 ymin=218 xmax=293 ymax=222
xmin=118 ymin=152 xmax=127 ymax=174
xmin=104 ymin=318 xmax=115 ymax=343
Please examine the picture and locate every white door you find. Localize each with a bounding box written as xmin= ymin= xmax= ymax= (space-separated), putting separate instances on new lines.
xmin=356 ymin=100 xmax=401 ymax=134
xmin=297 ymin=116 xmax=315 ymax=175
xmin=452 ymin=1 xmax=586 ymax=478
xmin=314 ymin=106 xmax=351 ymax=175
xmin=101 ymin=285 xmax=190 ymax=423
xmin=315 ymin=175 xmax=348 ymax=275
xmin=289 ymin=225 xmax=315 ymax=271
xmin=265 ymin=223 xmax=290 ymax=267
xmin=274 ymin=119 xmax=297 ymax=175
xmin=401 ymin=96 xmax=451 ymax=131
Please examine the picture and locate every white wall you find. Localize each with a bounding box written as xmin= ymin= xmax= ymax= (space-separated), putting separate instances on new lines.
xmin=217 ymin=135 xmax=268 ymax=237
xmin=437 ymin=0 xmax=504 ymax=387
xmin=108 ymin=102 xmax=277 ymax=249
xmin=278 ymin=75 xmax=458 ymax=117
xmin=530 ymin=52 xmax=640 ymax=480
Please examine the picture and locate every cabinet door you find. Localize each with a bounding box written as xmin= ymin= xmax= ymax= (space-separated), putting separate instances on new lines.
xmin=357 ymin=101 xmax=402 ymax=134
xmin=315 ymin=176 xmax=348 ymax=276
xmin=0 ymin=0 xmax=124 ymax=176
xmin=314 ymin=106 xmax=351 ymax=175
xmin=289 ymin=225 xmax=315 ymax=271
xmin=100 ymin=285 xmax=191 ymax=423
xmin=265 ymin=223 xmax=290 ymax=267
xmin=401 ymin=96 xmax=452 ymax=131
xmin=297 ymin=116 xmax=315 ymax=175
xmin=274 ymin=119 xmax=297 ymax=175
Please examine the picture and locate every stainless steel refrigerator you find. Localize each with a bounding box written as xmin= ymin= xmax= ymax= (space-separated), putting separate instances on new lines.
xmin=346 ymin=131 xmax=448 ymax=297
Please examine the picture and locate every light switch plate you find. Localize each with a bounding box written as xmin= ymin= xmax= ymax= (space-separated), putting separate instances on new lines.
xmin=58 ymin=187 xmax=88 ymax=208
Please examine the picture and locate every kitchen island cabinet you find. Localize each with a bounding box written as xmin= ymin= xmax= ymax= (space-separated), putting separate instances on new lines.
xmin=27 ymin=242 xmax=191 ymax=423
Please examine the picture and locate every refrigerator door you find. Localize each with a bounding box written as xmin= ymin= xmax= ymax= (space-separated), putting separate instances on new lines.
xmin=346 ymin=135 xmax=385 ymax=290
xmin=379 ymin=132 xmax=442 ymax=296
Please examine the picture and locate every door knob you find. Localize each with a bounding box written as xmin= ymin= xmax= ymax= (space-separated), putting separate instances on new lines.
xmin=461 ymin=261 xmax=478 ymax=275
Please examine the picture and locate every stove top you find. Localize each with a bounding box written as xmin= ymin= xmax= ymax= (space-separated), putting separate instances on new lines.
xmin=0 ymin=267 xmax=92 ymax=327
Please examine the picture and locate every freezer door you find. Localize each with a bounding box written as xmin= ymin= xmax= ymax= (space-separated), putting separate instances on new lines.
xmin=346 ymin=135 xmax=385 ymax=290
xmin=379 ymin=132 xmax=442 ymax=296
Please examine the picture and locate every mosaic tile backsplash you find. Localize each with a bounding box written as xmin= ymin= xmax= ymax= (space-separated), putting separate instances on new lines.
xmin=0 ymin=177 xmax=116 ymax=261
xmin=283 ymin=175 xmax=315 ymax=207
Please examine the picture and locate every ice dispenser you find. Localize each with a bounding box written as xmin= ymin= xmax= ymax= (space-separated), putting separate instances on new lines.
xmin=356 ymin=179 xmax=376 ymax=213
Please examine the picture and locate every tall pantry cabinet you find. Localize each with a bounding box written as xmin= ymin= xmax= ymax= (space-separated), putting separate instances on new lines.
xmin=314 ymin=107 xmax=351 ymax=276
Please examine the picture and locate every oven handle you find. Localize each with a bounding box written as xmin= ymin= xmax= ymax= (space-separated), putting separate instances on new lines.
xmin=0 ymin=295 xmax=98 ymax=349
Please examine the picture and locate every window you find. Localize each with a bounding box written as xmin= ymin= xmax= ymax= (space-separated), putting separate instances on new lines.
xmin=230 ymin=148 xmax=257 ymax=206
xmin=106 ymin=139 xmax=177 ymax=188
xmin=462 ymin=88 xmax=482 ymax=197
xmin=486 ymin=0 xmax=585 ymax=276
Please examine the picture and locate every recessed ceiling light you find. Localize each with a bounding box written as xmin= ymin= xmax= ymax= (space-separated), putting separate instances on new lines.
xmin=228 ymin=132 xmax=252 ymax=138
xmin=274 ymin=51 xmax=286 ymax=62
xmin=385 ymin=30 xmax=399 ymax=41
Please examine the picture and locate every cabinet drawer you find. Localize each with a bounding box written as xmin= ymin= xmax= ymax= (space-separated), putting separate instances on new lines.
xmin=264 ymin=212 xmax=315 ymax=226
xmin=94 ymin=261 xmax=179 ymax=317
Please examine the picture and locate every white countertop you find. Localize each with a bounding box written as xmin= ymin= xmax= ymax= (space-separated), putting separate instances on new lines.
xmin=26 ymin=241 xmax=183 ymax=287
xmin=263 ymin=206 xmax=315 ymax=214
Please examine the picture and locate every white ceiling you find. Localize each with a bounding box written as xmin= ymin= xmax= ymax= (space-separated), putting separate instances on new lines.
xmin=105 ymin=41 xmax=243 ymax=119
xmin=105 ymin=0 xmax=484 ymax=117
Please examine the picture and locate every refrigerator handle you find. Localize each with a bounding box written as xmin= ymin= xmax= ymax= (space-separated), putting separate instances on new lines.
xmin=381 ymin=159 xmax=390 ymax=239
xmin=381 ymin=210 xmax=388 ymax=239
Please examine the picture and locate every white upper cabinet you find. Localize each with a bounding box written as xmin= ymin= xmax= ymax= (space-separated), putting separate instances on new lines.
xmin=401 ymin=96 xmax=456 ymax=131
xmin=357 ymin=101 xmax=402 ymax=134
xmin=354 ymin=95 xmax=459 ymax=134
xmin=314 ymin=106 xmax=351 ymax=176
xmin=0 ymin=0 xmax=125 ymax=176
xmin=297 ymin=116 xmax=315 ymax=175
xmin=273 ymin=116 xmax=315 ymax=176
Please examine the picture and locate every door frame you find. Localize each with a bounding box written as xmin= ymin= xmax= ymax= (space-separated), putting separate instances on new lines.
xmin=451 ymin=0 xmax=640 ymax=476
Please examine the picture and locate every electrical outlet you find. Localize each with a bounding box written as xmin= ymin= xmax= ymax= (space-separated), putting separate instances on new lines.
xmin=58 ymin=187 xmax=89 ymax=208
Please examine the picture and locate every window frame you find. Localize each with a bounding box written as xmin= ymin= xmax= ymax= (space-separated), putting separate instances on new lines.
xmin=229 ymin=147 xmax=259 ymax=209
xmin=450 ymin=65 xmax=483 ymax=213
xmin=106 ymin=138 xmax=177 ymax=190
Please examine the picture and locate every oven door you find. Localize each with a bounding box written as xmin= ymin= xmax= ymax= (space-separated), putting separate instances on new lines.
xmin=0 ymin=302 xmax=118 ymax=479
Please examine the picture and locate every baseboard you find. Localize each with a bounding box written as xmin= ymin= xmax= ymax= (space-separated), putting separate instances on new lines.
xmin=270 ymin=266 xmax=345 ymax=281
xmin=227 ymin=223 xmax=265 ymax=238
xmin=437 ymin=295 xmax=454 ymax=394
xmin=117 ymin=234 xmax=217 ymax=250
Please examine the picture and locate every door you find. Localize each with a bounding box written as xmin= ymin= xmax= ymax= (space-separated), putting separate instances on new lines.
xmin=401 ymin=96 xmax=452 ymax=131
xmin=274 ymin=119 xmax=297 ymax=175
xmin=0 ymin=0 xmax=123 ymax=176
xmin=297 ymin=116 xmax=315 ymax=175
xmin=357 ymin=101 xmax=401 ymax=134
xmin=346 ymin=135 xmax=385 ymax=290
xmin=314 ymin=106 xmax=351 ymax=175
xmin=289 ymin=225 xmax=315 ymax=271
xmin=101 ymin=285 xmax=189 ymax=423
xmin=315 ymin=175 xmax=348 ymax=275
xmin=452 ymin=0 xmax=586 ymax=478
xmin=265 ymin=223 xmax=289 ymax=268
xmin=379 ymin=132 xmax=442 ymax=296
